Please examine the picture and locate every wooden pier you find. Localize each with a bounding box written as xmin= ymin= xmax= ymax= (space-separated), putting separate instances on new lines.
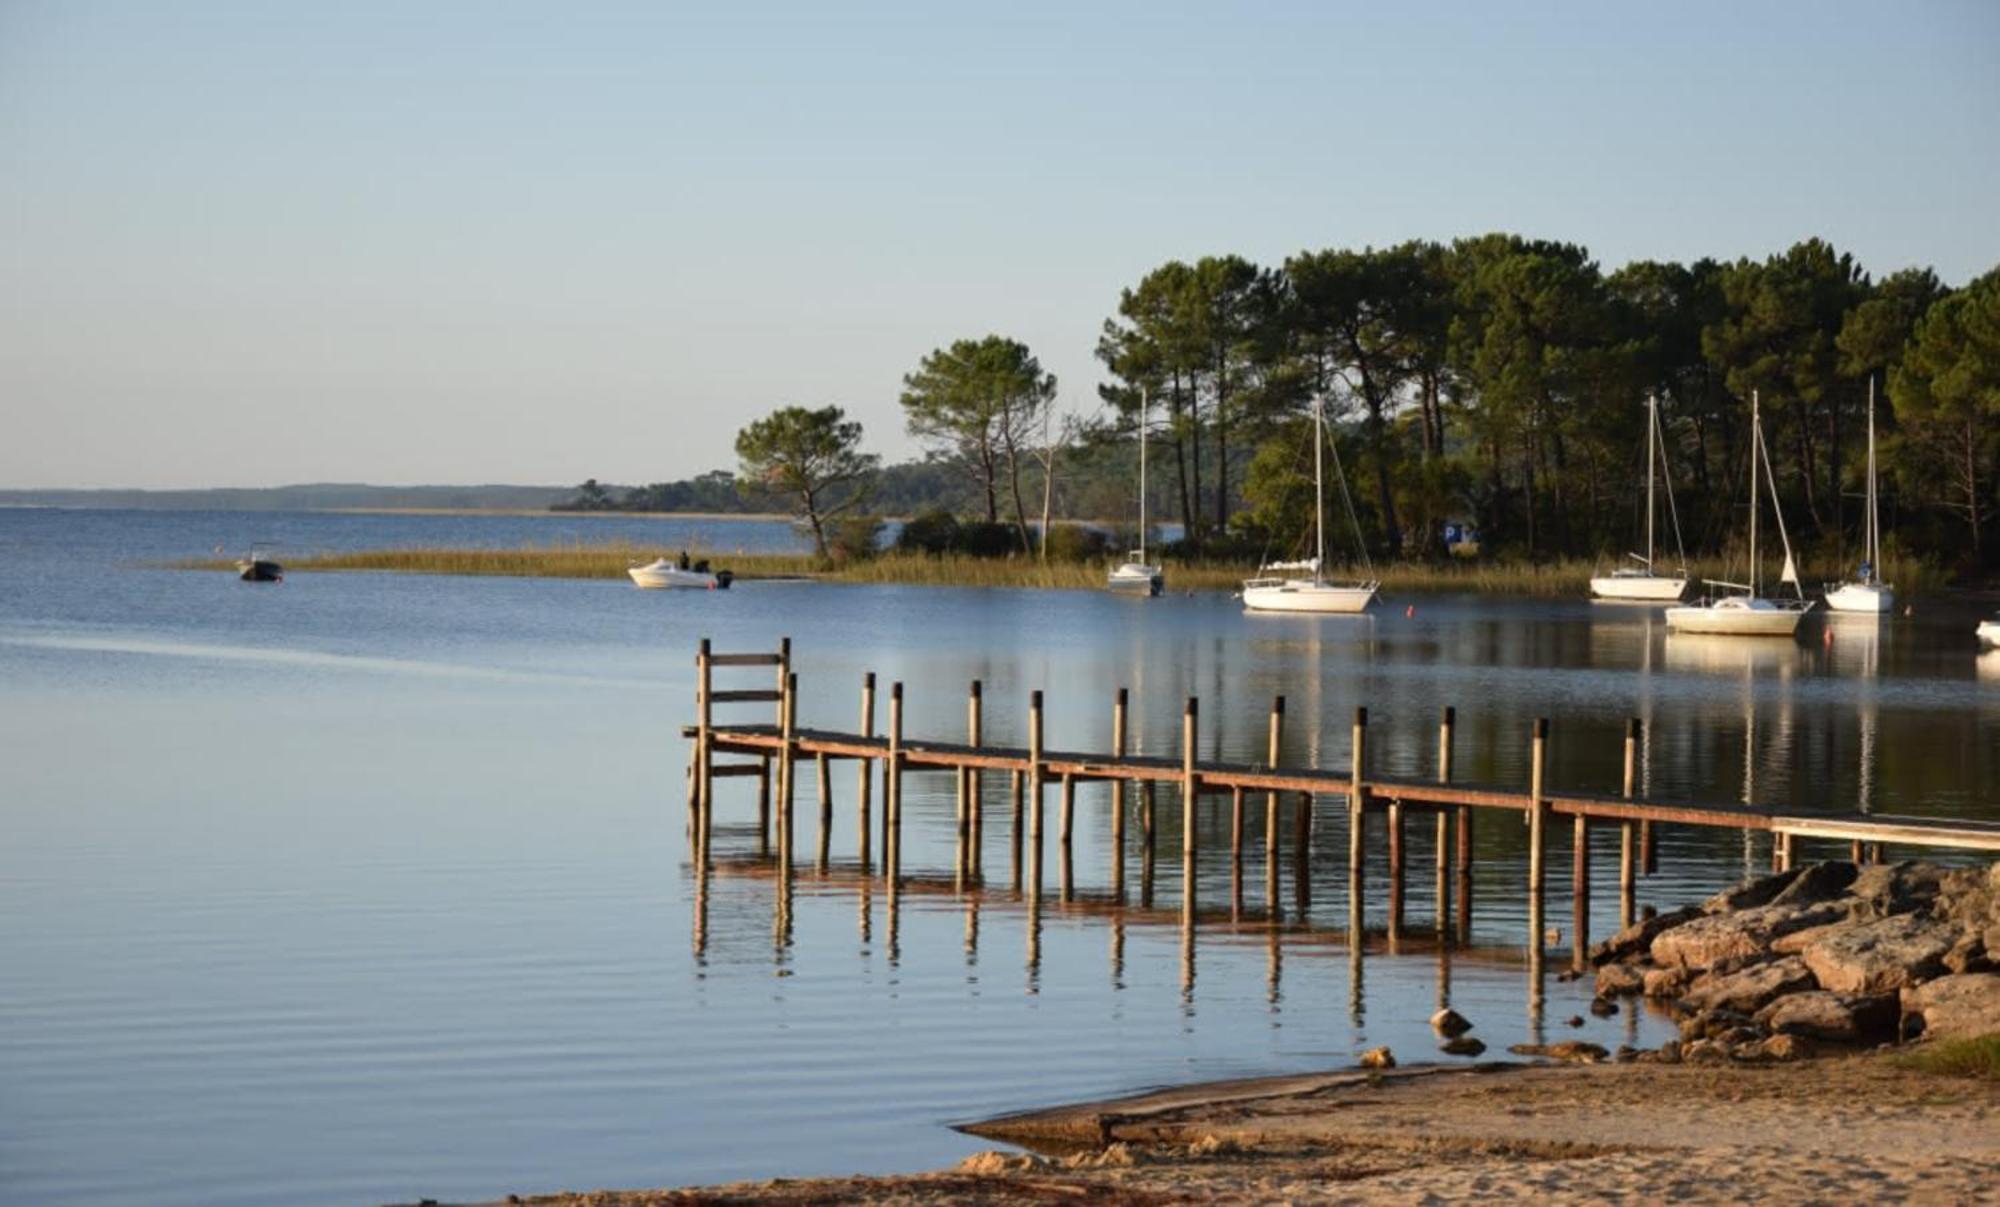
xmin=685 ymin=639 xmax=2000 ymax=966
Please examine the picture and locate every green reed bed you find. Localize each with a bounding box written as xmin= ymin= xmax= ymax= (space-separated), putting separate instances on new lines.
xmin=172 ymin=543 xmax=1952 ymax=597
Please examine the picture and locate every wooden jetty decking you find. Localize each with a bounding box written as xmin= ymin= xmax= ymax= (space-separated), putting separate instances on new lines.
xmin=682 ymin=639 xmax=2000 ymax=966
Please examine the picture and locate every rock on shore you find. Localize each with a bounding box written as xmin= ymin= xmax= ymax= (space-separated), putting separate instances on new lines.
xmin=1591 ymin=860 xmax=2000 ymax=1062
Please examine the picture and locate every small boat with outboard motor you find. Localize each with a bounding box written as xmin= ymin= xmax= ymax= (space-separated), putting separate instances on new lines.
xmin=629 ymin=552 xmax=733 ymax=590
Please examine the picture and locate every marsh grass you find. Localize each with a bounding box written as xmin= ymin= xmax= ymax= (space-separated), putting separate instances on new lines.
xmin=171 ymin=543 xmax=1953 ymax=597
xmin=1895 ymin=1034 xmax=2000 ymax=1080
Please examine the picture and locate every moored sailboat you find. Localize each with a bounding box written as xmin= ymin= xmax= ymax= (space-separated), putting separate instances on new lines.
xmin=1242 ymin=393 xmax=1378 ymax=614
xmin=1107 ymin=387 xmax=1164 ymax=596
xmin=1665 ymin=391 xmax=1814 ymax=637
xmin=1591 ymin=393 xmax=1689 ymax=601
xmin=1824 ymin=378 xmax=1894 ymax=614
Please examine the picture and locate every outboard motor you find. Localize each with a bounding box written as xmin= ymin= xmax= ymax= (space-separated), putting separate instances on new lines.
xmin=714 ymin=569 xmax=734 ymax=590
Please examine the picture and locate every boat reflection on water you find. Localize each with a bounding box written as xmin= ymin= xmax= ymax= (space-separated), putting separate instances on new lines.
xmin=1661 ymin=630 xmax=1805 ymax=676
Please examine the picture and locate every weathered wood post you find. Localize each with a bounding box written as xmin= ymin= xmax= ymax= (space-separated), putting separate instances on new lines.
xmin=778 ymin=671 xmax=797 ymax=876
xmin=1266 ymin=696 xmax=1285 ymax=915
xmin=955 ymin=682 xmax=974 ymax=886
xmin=968 ymin=681 xmax=984 ymax=879
xmin=1620 ymin=717 xmax=1638 ymax=930
xmin=815 ymin=751 xmax=832 ymax=872
xmin=696 ymin=638 xmax=713 ymax=850
xmin=1112 ymin=688 xmax=1128 ymax=902
xmin=1528 ymin=717 xmax=1550 ymax=961
xmin=887 ymin=681 xmax=904 ymax=884
xmin=1437 ymin=705 xmax=1455 ymax=936
xmin=756 ymin=756 xmax=772 ymax=855
xmin=857 ymin=672 xmax=875 ymax=867
xmin=1182 ymin=696 xmax=1199 ymax=924
xmin=1571 ymin=811 xmax=1590 ymax=971
xmin=1387 ymin=788 xmax=1405 ymax=942
xmin=1348 ymin=707 xmax=1368 ymax=882
xmin=1230 ymin=784 xmax=1245 ymax=915
xmin=1028 ymin=690 xmax=1046 ymax=900
xmin=1009 ymin=769 xmax=1024 ymax=892
xmin=1059 ymin=771 xmax=1076 ymax=903
xmin=1141 ymin=780 xmax=1157 ymax=907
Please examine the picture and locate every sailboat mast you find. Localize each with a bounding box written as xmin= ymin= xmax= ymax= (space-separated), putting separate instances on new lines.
xmin=1313 ymin=393 xmax=1327 ymax=583
xmin=1645 ymin=393 xmax=1657 ymax=569
xmin=1749 ymin=390 xmax=1760 ymax=596
xmin=1866 ymin=377 xmax=1878 ymax=578
xmin=1138 ymin=387 xmax=1148 ymax=564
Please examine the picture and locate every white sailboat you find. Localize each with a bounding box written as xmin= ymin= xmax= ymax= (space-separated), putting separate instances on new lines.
xmin=1591 ymin=393 xmax=1689 ymax=601
xmin=1665 ymin=391 xmax=1814 ymax=636
xmin=1824 ymin=378 xmax=1894 ymax=614
xmin=1107 ymin=387 xmax=1164 ymax=596
xmin=1242 ymin=393 xmax=1378 ymax=614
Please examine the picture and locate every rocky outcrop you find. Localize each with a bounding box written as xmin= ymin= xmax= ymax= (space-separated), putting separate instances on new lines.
xmin=1650 ymin=902 xmax=1845 ymax=970
xmin=1585 ymin=860 xmax=2000 ymax=1066
xmin=1429 ymin=1008 xmax=1473 ymax=1038
xmin=1754 ymin=990 xmax=1898 ymax=1043
xmin=1680 ymin=956 xmax=1816 ymax=1016
xmin=1902 ymin=973 xmax=2000 ymax=1040
xmin=1799 ymin=914 xmax=1956 ymax=994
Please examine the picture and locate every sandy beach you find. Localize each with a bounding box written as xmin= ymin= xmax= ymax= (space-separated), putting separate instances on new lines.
xmin=489 ymin=1053 xmax=1999 ymax=1205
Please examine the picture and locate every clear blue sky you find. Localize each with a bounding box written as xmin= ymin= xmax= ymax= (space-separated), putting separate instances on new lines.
xmin=3 ymin=0 xmax=1995 ymax=489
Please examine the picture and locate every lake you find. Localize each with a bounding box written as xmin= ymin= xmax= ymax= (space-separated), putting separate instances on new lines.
xmin=2 ymin=508 xmax=1995 ymax=1206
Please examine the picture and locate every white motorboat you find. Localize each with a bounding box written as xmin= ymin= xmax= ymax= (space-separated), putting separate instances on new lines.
xmin=1108 ymin=386 xmax=1164 ymax=596
xmin=1665 ymin=391 xmax=1814 ymax=637
xmin=1591 ymin=394 xmax=1689 ymax=602
xmin=1823 ymin=378 xmax=1894 ymax=615
xmin=628 ymin=557 xmax=733 ymax=590
xmin=1243 ymin=394 xmax=1378 ymax=615
xmin=1107 ymin=555 xmax=1163 ymax=596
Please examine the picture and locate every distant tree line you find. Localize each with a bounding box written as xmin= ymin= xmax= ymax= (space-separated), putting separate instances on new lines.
xmin=560 ymin=234 xmax=1999 ymax=573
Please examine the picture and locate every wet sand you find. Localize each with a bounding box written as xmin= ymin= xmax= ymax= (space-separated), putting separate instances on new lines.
xmin=489 ymin=1053 xmax=1999 ymax=1204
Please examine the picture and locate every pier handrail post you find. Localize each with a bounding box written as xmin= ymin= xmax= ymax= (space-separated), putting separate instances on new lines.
xmin=696 ymin=637 xmax=713 ymax=817
xmin=858 ymin=673 xmax=875 ymax=866
xmin=1348 ymin=708 xmax=1368 ymax=880
xmin=887 ymin=682 xmax=904 ymax=885
xmin=1266 ymin=696 xmax=1284 ymax=913
xmin=968 ymin=680 xmax=983 ymax=880
xmin=1528 ymin=717 xmax=1549 ymax=961
xmin=1028 ymin=690 xmax=1045 ymax=900
xmin=1182 ymin=696 xmax=1199 ymax=923
xmin=1620 ymin=717 xmax=1638 ymax=929
xmin=778 ymin=670 xmax=797 ymax=876
xmin=1112 ymin=687 xmax=1128 ymax=902
xmin=1436 ymin=704 xmax=1454 ymax=936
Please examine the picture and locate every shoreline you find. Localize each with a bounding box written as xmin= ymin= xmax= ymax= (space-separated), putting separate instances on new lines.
xmin=164 ymin=547 xmax=1977 ymax=600
xmin=463 ymin=1054 xmax=1998 ymax=1205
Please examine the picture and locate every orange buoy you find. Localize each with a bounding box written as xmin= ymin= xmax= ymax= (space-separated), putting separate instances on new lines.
xmin=1405 ymin=604 xmax=1415 ymax=618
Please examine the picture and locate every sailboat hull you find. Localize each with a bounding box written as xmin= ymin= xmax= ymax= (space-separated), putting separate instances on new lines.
xmin=1107 ymin=563 xmax=1164 ymax=596
xmin=1664 ymin=598 xmax=1811 ymax=636
xmin=1589 ymin=574 xmax=1688 ymax=601
xmin=1824 ymin=582 xmax=1894 ymax=614
xmin=1242 ymin=580 xmax=1377 ymax=614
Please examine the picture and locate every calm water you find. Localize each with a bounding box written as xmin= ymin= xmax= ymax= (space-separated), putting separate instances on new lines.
xmin=2 ymin=509 xmax=1995 ymax=1206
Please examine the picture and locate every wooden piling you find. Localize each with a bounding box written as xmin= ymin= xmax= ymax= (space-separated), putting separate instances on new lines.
xmin=1348 ymin=708 xmax=1368 ymax=879
xmin=887 ymin=681 xmax=904 ymax=883
xmin=1141 ymin=780 xmax=1157 ymax=906
xmin=815 ymin=752 xmax=831 ymax=871
xmin=1009 ymin=769 xmax=1024 ymax=892
xmin=756 ymin=755 xmax=772 ymax=854
xmin=1230 ymin=784 xmax=1245 ymax=914
xmin=1437 ymin=705 xmax=1454 ymax=936
xmin=778 ymin=671 xmax=797 ymax=874
xmin=857 ymin=672 xmax=875 ymax=866
xmin=1028 ymin=690 xmax=1045 ymax=899
xmin=1528 ymin=717 xmax=1549 ymax=960
xmin=1182 ymin=697 xmax=1199 ymax=922
xmin=1060 ymin=770 xmax=1077 ymax=900
xmin=968 ymin=681 xmax=983 ymax=880
xmin=1620 ymin=717 xmax=1638 ymax=930
xmin=1571 ymin=811 xmax=1589 ymax=970
xmin=1112 ymin=688 xmax=1128 ymax=902
xmin=1266 ymin=696 xmax=1284 ymax=915
xmin=696 ymin=639 xmax=713 ymax=842
xmin=1387 ymin=794 xmax=1405 ymax=939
